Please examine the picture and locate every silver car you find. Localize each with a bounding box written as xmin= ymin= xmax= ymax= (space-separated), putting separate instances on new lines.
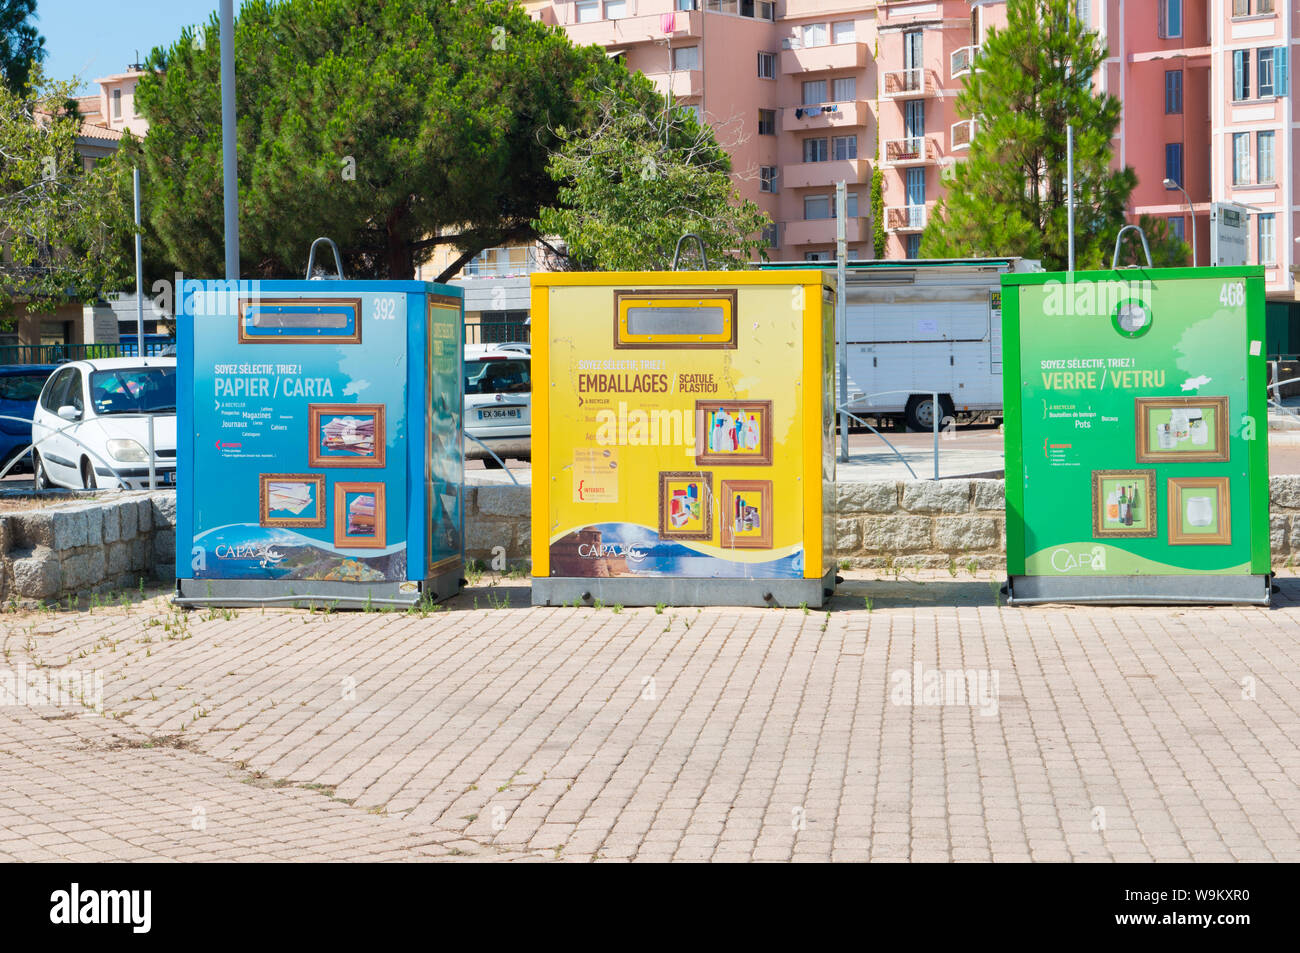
xmin=463 ymin=343 xmax=530 ymax=468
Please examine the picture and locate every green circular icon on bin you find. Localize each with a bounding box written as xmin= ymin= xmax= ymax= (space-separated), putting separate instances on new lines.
xmin=1112 ymin=299 xmax=1153 ymax=339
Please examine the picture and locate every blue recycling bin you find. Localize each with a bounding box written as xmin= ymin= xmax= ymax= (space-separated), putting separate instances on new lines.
xmin=175 ymin=278 xmax=464 ymax=607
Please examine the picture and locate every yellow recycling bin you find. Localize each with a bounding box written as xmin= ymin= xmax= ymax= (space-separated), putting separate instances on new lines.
xmin=531 ymin=270 xmax=837 ymax=607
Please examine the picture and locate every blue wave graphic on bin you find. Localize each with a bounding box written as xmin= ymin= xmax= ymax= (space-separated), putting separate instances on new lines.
xmin=568 ymin=522 xmax=802 ymax=578
xmin=193 ymin=524 xmax=406 ymax=582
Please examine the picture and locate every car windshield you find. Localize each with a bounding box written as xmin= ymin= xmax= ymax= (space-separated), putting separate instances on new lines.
xmin=0 ymin=373 xmax=50 ymax=402
xmin=465 ymin=359 xmax=530 ymax=395
xmin=89 ymin=367 xmax=177 ymax=415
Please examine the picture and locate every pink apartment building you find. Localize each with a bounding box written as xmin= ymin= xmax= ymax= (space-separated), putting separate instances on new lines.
xmin=528 ymin=0 xmax=1300 ymax=319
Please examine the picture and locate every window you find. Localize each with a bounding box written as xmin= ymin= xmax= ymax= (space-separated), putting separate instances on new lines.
xmin=1164 ymin=143 xmax=1183 ymax=188
xmin=1257 ymin=130 xmax=1275 ymax=183
xmin=802 ymin=80 xmax=827 ymax=105
xmin=758 ymin=2 xmax=776 ymax=22
xmin=1233 ymin=132 xmax=1251 ymax=185
xmin=677 ymin=0 xmax=698 ymax=9
xmin=803 ymin=23 xmax=829 ymax=47
xmin=1233 ymin=49 xmax=1251 ymax=100
xmin=832 ymin=76 xmax=857 ymax=101
xmin=40 ymin=368 xmax=73 ymax=412
xmin=903 ymin=30 xmax=923 ymax=87
xmin=832 ymin=135 xmax=858 ymax=160
xmin=1259 ymin=213 xmax=1276 ymax=264
xmin=758 ymin=109 xmax=776 ymax=135
xmin=1234 ymin=0 xmax=1276 ymax=14
xmin=906 ymin=235 xmax=922 ymax=258
xmin=759 ymin=166 xmax=778 ymax=193
xmin=465 ymin=359 xmax=530 ymax=396
xmin=757 ymin=51 xmax=776 ymax=79
xmin=673 ymin=46 xmax=700 ymax=71
xmin=1165 ymin=70 xmax=1183 ymax=114
xmin=63 ymin=370 xmax=85 ymax=415
xmin=1168 ymin=216 xmax=1185 ymax=241
xmin=904 ymin=100 xmax=925 ymax=142
xmin=111 ymin=88 xmax=121 ymax=120
xmin=1076 ymin=0 xmax=1091 ymax=26
xmin=761 ymin=223 xmax=779 ymax=248
xmin=1259 ymin=48 xmax=1276 ymax=97
xmin=804 ymin=251 xmax=831 ymax=262
xmin=832 ymin=21 xmax=856 ymax=44
xmin=906 ymin=167 xmax=926 ymax=212
xmin=574 ymin=0 xmax=600 ymax=23
xmin=1158 ymin=0 xmax=1182 ymax=38
xmin=804 ymin=195 xmax=831 ymax=220
xmin=803 ymin=137 xmax=828 ymax=162
xmin=90 ymin=367 xmax=175 ymax=416
xmin=0 ymin=371 xmax=50 ymax=402
xmin=605 ymin=0 xmax=627 ymax=18
xmin=841 ymin=191 xmax=860 ymax=217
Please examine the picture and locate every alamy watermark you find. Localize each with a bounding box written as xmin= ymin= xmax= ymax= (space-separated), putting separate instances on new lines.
xmin=890 ymin=663 xmax=1000 ymax=717
xmin=1 ymin=663 xmax=104 ymax=713
xmin=1041 ymin=277 xmax=1154 ymax=318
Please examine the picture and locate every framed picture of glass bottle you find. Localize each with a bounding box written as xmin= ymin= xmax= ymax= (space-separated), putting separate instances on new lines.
xmin=1091 ymin=469 xmax=1157 ymax=539
xmin=1135 ymin=396 xmax=1230 ymax=464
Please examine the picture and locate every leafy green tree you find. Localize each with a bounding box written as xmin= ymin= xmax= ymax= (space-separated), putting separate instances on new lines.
xmin=922 ymin=0 xmax=1187 ymax=270
xmin=536 ymin=95 xmax=770 ymax=270
xmin=0 ymin=0 xmax=43 ymax=93
xmin=0 ymin=74 xmax=131 ymax=318
xmin=132 ymin=0 xmax=627 ymax=281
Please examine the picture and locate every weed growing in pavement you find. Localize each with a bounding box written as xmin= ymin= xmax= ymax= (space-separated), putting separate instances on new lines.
xmin=612 ymin=604 xmax=623 ymax=614
xmin=655 ymin=602 xmax=665 ymax=615
xmin=864 ymin=596 xmax=873 ymax=612
xmin=989 ymin=580 xmax=1003 ymax=607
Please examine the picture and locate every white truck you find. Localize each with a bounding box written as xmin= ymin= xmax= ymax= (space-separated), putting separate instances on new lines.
xmin=811 ymin=258 xmax=1042 ymax=430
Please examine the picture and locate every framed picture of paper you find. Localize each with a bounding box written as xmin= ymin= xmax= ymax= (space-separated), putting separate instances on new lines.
xmin=309 ymin=403 xmax=386 ymax=468
xmin=694 ymin=400 xmax=773 ymax=466
xmin=1167 ymin=477 xmax=1231 ymax=546
xmin=658 ymin=471 xmax=713 ymax=541
xmin=333 ymin=482 xmax=387 ymax=549
xmin=720 ymin=479 xmax=773 ymax=549
xmin=259 ymin=473 xmax=326 ymax=528
xmin=1135 ymin=396 xmax=1230 ymax=464
xmin=1091 ymin=469 xmax=1156 ymax=539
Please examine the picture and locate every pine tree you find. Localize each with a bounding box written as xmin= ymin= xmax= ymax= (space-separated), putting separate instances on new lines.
xmin=0 ymin=0 xmax=44 ymax=94
xmin=922 ymin=0 xmax=1187 ymax=270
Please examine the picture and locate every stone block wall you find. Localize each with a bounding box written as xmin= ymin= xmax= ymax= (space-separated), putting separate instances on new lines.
xmin=835 ymin=479 xmax=1007 ymax=570
xmin=0 ymin=492 xmax=176 ymax=604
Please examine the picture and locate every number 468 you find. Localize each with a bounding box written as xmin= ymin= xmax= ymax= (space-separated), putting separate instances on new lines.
xmin=1220 ymin=282 xmax=1245 ymax=308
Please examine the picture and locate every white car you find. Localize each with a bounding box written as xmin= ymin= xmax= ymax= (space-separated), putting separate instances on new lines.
xmin=464 ymin=343 xmax=530 ymax=468
xmin=31 ymin=357 xmax=178 ymax=490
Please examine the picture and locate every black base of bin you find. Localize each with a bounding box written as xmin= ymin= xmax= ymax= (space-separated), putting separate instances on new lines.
xmin=1006 ymin=573 xmax=1271 ymax=606
xmin=532 ymin=570 xmax=835 ymax=608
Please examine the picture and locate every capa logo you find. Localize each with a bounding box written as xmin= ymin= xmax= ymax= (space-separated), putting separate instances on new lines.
xmin=215 ymin=543 xmax=286 ymax=568
xmin=1050 ymin=545 xmax=1107 ymax=573
xmin=577 ymin=542 xmax=647 ymax=563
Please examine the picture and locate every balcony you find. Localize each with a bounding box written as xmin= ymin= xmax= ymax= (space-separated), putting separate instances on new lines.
xmin=644 ymin=69 xmax=703 ymax=99
xmin=781 ymin=100 xmax=870 ymax=132
xmin=780 ymin=42 xmax=870 ymax=75
xmin=781 ymin=158 xmax=870 ymax=190
xmin=885 ymin=204 xmax=930 ymax=232
xmin=882 ymin=68 xmax=938 ymax=98
xmin=562 ymin=10 xmax=702 ymax=48
xmin=950 ymin=119 xmax=975 ymax=151
xmin=784 ymin=217 xmax=868 ymax=246
xmin=883 ymin=136 xmax=938 ymax=166
xmin=950 ymin=45 xmax=980 ymax=79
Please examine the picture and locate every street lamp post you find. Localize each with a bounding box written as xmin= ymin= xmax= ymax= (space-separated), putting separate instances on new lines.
xmin=1164 ymin=178 xmax=1197 ymax=267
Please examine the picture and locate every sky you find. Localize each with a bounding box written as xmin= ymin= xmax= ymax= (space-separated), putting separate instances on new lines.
xmin=36 ymin=0 xmax=230 ymax=92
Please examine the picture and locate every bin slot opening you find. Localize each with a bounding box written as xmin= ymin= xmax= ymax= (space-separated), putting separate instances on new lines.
xmin=237 ymin=298 xmax=363 ymax=344
xmin=626 ymin=305 xmax=726 ymax=337
xmin=614 ymin=290 xmax=737 ymax=349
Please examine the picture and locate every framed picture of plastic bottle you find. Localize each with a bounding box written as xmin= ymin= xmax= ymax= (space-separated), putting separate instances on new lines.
xmin=1135 ymin=396 xmax=1230 ymax=464
xmin=694 ymin=400 xmax=773 ymax=466
xmin=1091 ymin=470 xmax=1157 ymax=539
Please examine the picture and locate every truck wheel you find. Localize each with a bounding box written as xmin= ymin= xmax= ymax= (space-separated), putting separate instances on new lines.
xmin=905 ymin=394 xmax=955 ymax=432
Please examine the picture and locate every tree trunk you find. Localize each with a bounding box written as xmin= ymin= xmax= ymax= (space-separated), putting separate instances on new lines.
xmin=385 ymin=203 xmax=414 ymax=280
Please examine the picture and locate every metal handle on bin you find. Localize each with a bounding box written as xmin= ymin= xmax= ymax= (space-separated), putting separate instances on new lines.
xmin=671 ymin=233 xmax=708 ymax=271
xmin=1111 ymin=225 xmax=1153 ymax=270
xmin=306 ymin=237 xmax=346 ymax=280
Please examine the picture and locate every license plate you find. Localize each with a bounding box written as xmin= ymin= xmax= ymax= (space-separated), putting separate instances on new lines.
xmin=478 ymin=408 xmax=521 ymax=420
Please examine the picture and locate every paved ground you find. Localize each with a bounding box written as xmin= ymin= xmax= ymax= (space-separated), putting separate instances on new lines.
xmin=2 ymin=570 xmax=1299 ymax=862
